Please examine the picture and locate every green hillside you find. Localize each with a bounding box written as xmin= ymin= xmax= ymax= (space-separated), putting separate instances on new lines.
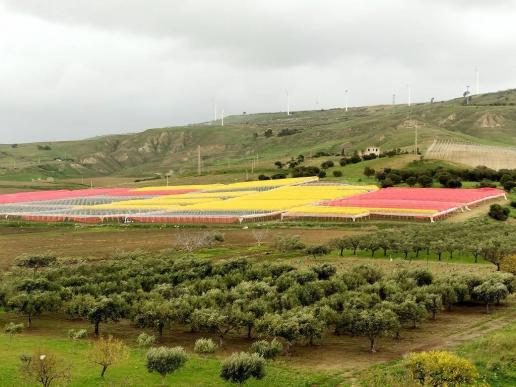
xmin=1 ymin=88 xmax=515 ymax=182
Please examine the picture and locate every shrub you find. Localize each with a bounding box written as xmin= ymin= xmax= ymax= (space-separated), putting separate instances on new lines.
xmin=274 ymin=235 xmax=305 ymax=252
xmin=194 ymin=338 xmax=217 ymax=354
xmin=271 ymin=173 xmax=287 ymax=179
xmin=510 ymin=201 xmax=516 ymax=208
xmin=305 ymin=245 xmax=331 ymax=258
xmin=258 ymin=175 xmax=270 ymax=180
xmin=68 ymin=328 xmax=87 ymax=339
xmin=317 ymin=170 xmax=326 ymax=178
xmin=363 ymin=166 xmax=376 ymax=177
xmin=417 ymin=175 xmax=433 ymax=188
xmin=291 ymin=166 xmax=320 ymax=177
xmin=4 ymin=322 xmax=23 ymax=340
xmin=406 ymin=176 xmax=417 ymax=187
xmin=220 ymin=352 xmax=266 ymax=385
xmin=405 ymin=351 xmax=478 ymax=386
xmin=137 ymin=332 xmax=156 ymax=347
xmin=332 ymin=170 xmax=343 ymax=177
xmin=488 ymin=204 xmax=510 ymax=221
xmin=320 ymin=160 xmax=334 ymax=169
xmin=250 ymin=339 xmax=283 ymax=360
xmin=146 ymin=346 xmax=187 ymax=384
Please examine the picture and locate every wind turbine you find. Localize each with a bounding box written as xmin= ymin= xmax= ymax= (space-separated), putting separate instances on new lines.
xmin=407 ymin=84 xmax=412 ymax=107
xmin=475 ymin=67 xmax=480 ymax=95
xmin=285 ymin=89 xmax=290 ymax=116
xmin=345 ymin=89 xmax=349 ymax=112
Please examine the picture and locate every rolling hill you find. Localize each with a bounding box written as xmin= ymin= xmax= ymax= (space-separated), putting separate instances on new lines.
xmin=1 ymin=88 xmax=515 ymax=183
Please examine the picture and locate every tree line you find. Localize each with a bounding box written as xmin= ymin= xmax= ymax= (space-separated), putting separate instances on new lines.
xmin=1 ymin=250 xmax=513 ymax=355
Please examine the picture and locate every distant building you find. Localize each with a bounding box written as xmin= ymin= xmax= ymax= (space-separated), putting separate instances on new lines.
xmin=360 ymin=146 xmax=380 ymax=157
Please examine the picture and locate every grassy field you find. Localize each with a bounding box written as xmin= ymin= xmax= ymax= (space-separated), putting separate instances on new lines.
xmin=359 ymin=319 xmax=516 ymax=387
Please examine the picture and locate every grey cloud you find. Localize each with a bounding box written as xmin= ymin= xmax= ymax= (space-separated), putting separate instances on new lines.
xmin=0 ymin=1 xmax=515 ymax=143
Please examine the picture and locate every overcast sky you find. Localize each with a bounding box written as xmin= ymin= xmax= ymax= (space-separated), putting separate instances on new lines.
xmin=1 ymin=0 xmax=515 ymax=143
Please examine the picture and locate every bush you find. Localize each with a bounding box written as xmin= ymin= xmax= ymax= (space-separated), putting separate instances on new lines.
xmin=405 ymin=351 xmax=478 ymax=386
xmin=363 ymin=166 xmax=376 ymax=177
xmin=258 ymin=175 xmax=270 ymax=180
xmin=291 ymin=166 xmax=320 ymax=177
xmin=332 ymin=170 xmax=343 ymax=177
xmin=510 ymin=201 xmax=516 ymax=208
xmin=274 ymin=235 xmax=305 ymax=252
xmin=271 ymin=173 xmax=287 ymax=179
xmin=194 ymin=338 xmax=217 ymax=354
xmin=317 ymin=170 xmax=326 ymax=178
xmin=305 ymin=245 xmax=331 ymax=258
xmin=406 ymin=176 xmax=417 ymax=187
xmin=250 ymin=339 xmax=283 ymax=360
xmin=220 ymin=352 xmax=265 ymax=385
xmin=146 ymin=346 xmax=187 ymax=382
xmin=320 ymin=160 xmax=334 ymax=169
xmin=137 ymin=332 xmax=156 ymax=347
xmin=488 ymin=204 xmax=510 ymax=221
xmin=417 ymin=175 xmax=433 ymax=188
xmin=4 ymin=322 xmax=23 ymax=338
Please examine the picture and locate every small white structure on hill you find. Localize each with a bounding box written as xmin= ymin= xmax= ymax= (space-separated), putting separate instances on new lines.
xmin=360 ymin=146 xmax=380 ymax=157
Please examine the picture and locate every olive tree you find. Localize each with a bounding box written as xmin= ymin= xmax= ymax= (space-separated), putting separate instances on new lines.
xmin=473 ymin=280 xmax=509 ymax=313
xmin=146 ymin=346 xmax=187 ymax=385
xmin=220 ymin=352 xmax=265 ymax=385
xmin=354 ymin=309 xmax=399 ymax=352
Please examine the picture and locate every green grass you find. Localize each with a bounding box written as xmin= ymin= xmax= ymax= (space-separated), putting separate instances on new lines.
xmin=0 ymin=329 xmax=343 ymax=386
xmin=356 ymin=321 xmax=516 ymax=387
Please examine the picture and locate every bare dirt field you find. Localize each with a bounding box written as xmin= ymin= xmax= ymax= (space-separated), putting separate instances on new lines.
xmin=0 ymin=225 xmax=363 ymax=269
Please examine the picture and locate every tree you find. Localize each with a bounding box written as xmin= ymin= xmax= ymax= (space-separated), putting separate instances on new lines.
xmin=397 ymin=300 xmax=427 ymax=328
xmin=473 ymin=280 xmax=509 ymax=313
xmin=345 ymin=237 xmax=362 ymax=255
xmin=190 ymin=307 xmax=239 ymax=346
xmin=20 ymin=351 xmax=70 ymax=387
xmin=482 ymin=238 xmax=514 ymax=271
xmin=91 ymin=335 xmax=128 ymax=378
xmin=405 ymin=351 xmax=478 ymax=386
xmin=488 ymin=204 xmax=510 ymax=221
xmin=354 ymin=309 xmax=399 ymax=352
xmin=66 ymin=295 xmax=126 ymax=335
xmin=274 ymin=161 xmax=284 ymax=169
xmin=330 ymin=238 xmax=347 ymax=256
xmin=255 ymin=313 xmax=300 ymax=355
xmin=333 ymin=170 xmax=343 ymax=177
xmin=133 ymin=299 xmax=174 ymax=338
xmin=146 ymin=346 xmax=188 ymax=385
xmin=406 ymin=176 xmax=417 ymax=187
xmin=321 ymin=160 xmax=334 ymax=170
xmin=263 ymin=128 xmax=273 ymax=137
xmin=6 ymin=290 xmax=60 ymax=328
xmin=417 ymin=175 xmax=433 ymax=188
xmin=305 ymin=245 xmax=330 ymax=258
xmin=220 ymin=352 xmax=265 ymax=386
xmin=363 ymin=166 xmax=376 ymax=177
xmin=15 ymin=254 xmax=56 ymax=277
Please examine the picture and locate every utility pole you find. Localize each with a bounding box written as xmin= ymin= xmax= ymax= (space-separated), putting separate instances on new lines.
xmin=213 ymin=99 xmax=217 ymax=122
xmin=392 ymin=94 xmax=396 ymax=105
xmin=197 ymin=145 xmax=201 ymax=176
xmin=221 ymin=109 xmax=224 ymax=126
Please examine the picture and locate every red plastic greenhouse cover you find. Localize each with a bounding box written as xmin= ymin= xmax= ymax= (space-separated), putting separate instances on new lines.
xmin=324 ymin=187 xmax=505 ymax=209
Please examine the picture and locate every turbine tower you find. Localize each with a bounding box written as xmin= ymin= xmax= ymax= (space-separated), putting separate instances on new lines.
xmin=345 ymin=89 xmax=349 ymax=112
xmin=407 ymin=84 xmax=412 ymax=107
xmin=475 ymin=67 xmax=480 ymax=95
xmin=285 ymin=89 xmax=290 ymax=116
